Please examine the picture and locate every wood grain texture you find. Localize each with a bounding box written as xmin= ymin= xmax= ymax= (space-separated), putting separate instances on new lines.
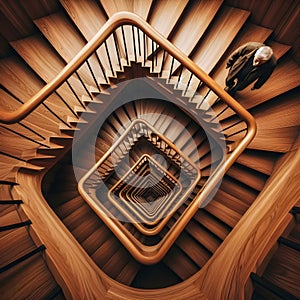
xmin=191 ymin=6 xmax=250 ymax=73
xmin=60 ymin=0 xmax=107 ymax=40
xmin=195 ymin=145 xmax=300 ymax=300
xmin=147 ymin=0 xmax=189 ymax=38
xmin=13 ymin=170 xmax=108 ymax=299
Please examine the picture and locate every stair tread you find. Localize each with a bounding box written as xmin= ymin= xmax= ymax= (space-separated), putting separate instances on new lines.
xmin=160 ymin=0 xmax=223 ymax=72
xmin=0 ymin=226 xmax=36 ymax=266
xmin=226 ymin=163 xmax=268 ymax=192
xmin=116 ymin=259 xmax=140 ymax=285
xmin=0 ymin=253 xmax=60 ymax=300
xmin=60 ymin=0 xmax=107 ymax=40
xmin=148 ymin=0 xmax=189 ymax=40
xmin=34 ymin=11 xmax=102 ymax=88
xmin=176 ymin=229 xmax=212 ymax=266
xmin=204 ymin=200 xmax=242 ymax=228
xmin=163 ymin=244 xmax=199 ymax=280
xmin=235 ymin=149 xmax=278 ymax=175
xmin=192 ymin=6 xmax=250 ymax=73
xmin=10 ymin=35 xmax=90 ymax=110
xmin=193 ymin=210 xmax=231 ymax=240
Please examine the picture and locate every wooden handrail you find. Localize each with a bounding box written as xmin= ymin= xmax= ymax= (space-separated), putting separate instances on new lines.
xmin=78 ymin=119 xmax=201 ymax=264
xmin=0 ymin=12 xmax=255 ymax=132
xmin=2 ymin=9 xmax=256 ymax=266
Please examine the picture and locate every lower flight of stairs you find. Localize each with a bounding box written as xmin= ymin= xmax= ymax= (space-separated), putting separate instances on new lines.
xmin=0 ymin=181 xmax=65 ymax=299
xmin=251 ymin=205 xmax=300 ymax=300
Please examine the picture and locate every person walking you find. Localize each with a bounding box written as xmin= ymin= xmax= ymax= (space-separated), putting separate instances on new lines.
xmin=225 ymin=42 xmax=277 ymax=96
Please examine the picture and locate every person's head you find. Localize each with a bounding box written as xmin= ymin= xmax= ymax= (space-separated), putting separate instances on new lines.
xmin=253 ymin=46 xmax=273 ymax=66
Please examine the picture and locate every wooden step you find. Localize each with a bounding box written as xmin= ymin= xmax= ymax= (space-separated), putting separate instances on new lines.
xmin=163 ymin=243 xmax=199 ymax=280
xmin=54 ymin=195 xmax=86 ymax=219
xmin=248 ymin=125 xmax=299 ymax=153
xmin=219 ymin=176 xmax=258 ymax=206
xmin=193 ymin=209 xmax=231 ymax=241
xmin=0 ymin=203 xmax=16 ymax=218
xmin=175 ymin=230 xmax=212 ymax=268
xmin=213 ymin=189 xmax=250 ymax=216
xmin=0 ymin=208 xmax=21 ymax=226
xmin=10 ymin=35 xmax=90 ymax=110
xmin=116 ymin=259 xmax=140 ymax=286
xmin=0 ymin=57 xmax=76 ymax=129
xmin=0 ymin=253 xmax=63 ymax=300
xmin=91 ymin=235 xmax=121 ymax=267
xmin=0 ymin=226 xmax=36 ymax=266
xmin=148 ymin=0 xmax=189 ymax=41
xmin=101 ymin=247 xmax=133 ymax=279
xmin=81 ymin=224 xmax=114 ymax=256
xmin=159 ymin=0 xmax=223 ymax=73
xmin=60 ymin=0 xmax=107 ymax=41
xmin=263 ymin=244 xmax=300 ymax=298
xmin=236 ymin=149 xmax=279 ymax=175
xmin=34 ymin=11 xmax=105 ymax=87
xmin=204 ymin=200 xmax=242 ymax=228
xmin=226 ymin=163 xmax=268 ymax=192
xmin=26 ymin=153 xmax=57 ymax=168
xmin=184 ymin=219 xmax=221 ymax=254
xmin=99 ymin=0 xmax=152 ymax=19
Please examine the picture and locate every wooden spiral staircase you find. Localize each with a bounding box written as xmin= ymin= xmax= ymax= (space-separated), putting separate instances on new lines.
xmin=0 ymin=1 xmax=299 ymax=299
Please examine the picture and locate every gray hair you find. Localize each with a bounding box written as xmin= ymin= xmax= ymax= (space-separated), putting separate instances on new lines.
xmin=255 ymin=46 xmax=273 ymax=61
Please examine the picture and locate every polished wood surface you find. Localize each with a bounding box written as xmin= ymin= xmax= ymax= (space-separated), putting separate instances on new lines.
xmin=0 ymin=0 xmax=299 ymax=298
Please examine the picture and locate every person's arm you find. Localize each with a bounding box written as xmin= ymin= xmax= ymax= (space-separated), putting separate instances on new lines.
xmin=226 ymin=44 xmax=249 ymax=68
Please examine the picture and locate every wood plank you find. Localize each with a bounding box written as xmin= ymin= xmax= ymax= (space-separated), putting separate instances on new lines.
xmin=10 ymin=35 xmax=92 ymax=107
xmin=193 ymin=210 xmax=231 ymax=240
xmin=0 ymin=127 xmax=46 ymax=158
xmin=236 ymin=149 xmax=278 ymax=175
xmin=267 ymin=40 xmax=291 ymax=61
xmin=226 ymin=163 xmax=268 ymax=192
xmin=0 ymin=56 xmax=71 ymax=130
xmin=99 ymin=0 xmax=133 ymax=16
xmin=19 ymin=0 xmax=60 ymax=19
xmin=163 ymin=244 xmax=199 ymax=280
xmin=34 ymin=11 xmax=105 ymax=85
xmin=0 ymin=1 xmax=36 ymax=40
xmin=213 ymin=189 xmax=250 ymax=215
xmin=0 ymin=226 xmax=36 ymax=265
xmin=175 ymin=230 xmax=212 ymax=267
xmin=263 ymin=245 xmax=300 ymax=298
xmin=248 ymin=125 xmax=299 ymax=153
xmin=133 ymin=0 xmax=153 ymax=20
xmin=191 ymin=6 xmax=250 ymax=73
xmin=219 ymin=176 xmax=258 ymax=206
xmin=204 ymin=200 xmax=242 ymax=228
xmin=99 ymin=0 xmax=153 ymax=20
xmin=60 ymin=0 xmax=107 ymax=41
xmin=0 ymin=254 xmax=60 ymax=300
xmin=148 ymin=0 xmax=189 ymax=38
xmin=116 ymin=259 xmax=140 ymax=285
xmin=252 ymin=88 xmax=300 ymax=130
xmin=160 ymin=0 xmax=223 ymax=72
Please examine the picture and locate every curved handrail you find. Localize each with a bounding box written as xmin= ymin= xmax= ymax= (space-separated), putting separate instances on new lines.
xmin=2 ymin=11 xmax=257 ymax=264
xmin=0 ymin=12 xmax=255 ymax=131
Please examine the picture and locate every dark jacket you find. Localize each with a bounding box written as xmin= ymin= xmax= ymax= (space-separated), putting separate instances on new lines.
xmin=226 ymin=42 xmax=277 ymax=89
